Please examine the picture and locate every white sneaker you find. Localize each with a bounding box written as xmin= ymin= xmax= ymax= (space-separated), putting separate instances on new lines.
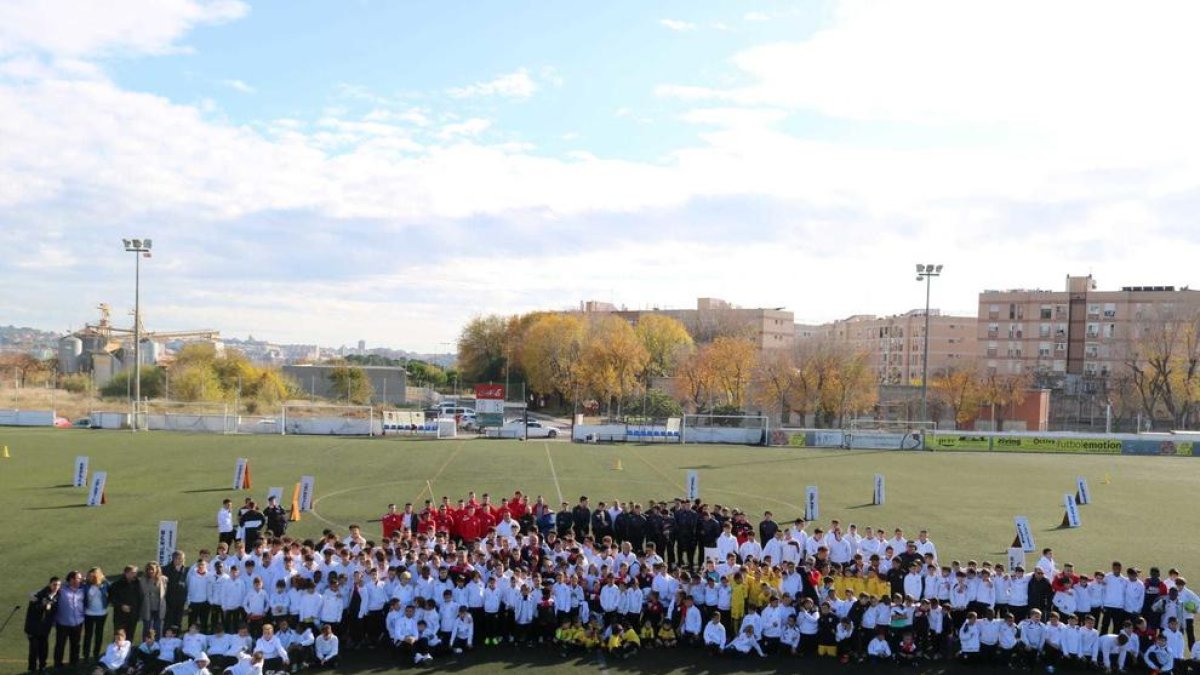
xmin=422 ymin=653 xmax=434 ymax=662
xmin=413 ymin=654 xmax=422 ymax=664
xmin=453 ymin=647 xmax=463 ymax=654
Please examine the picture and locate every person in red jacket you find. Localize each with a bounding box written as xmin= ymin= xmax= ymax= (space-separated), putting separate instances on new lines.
xmin=510 ymin=492 xmax=529 ymax=519
xmin=1051 ymin=564 xmax=1080 ymax=593
xmin=381 ymin=503 xmax=405 ymax=540
xmin=458 ymin=506 xmax=483 ymax=544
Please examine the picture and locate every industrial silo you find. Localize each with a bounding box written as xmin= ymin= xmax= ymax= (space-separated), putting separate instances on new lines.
xmin=59 ymin=335 xmax=83 ymax=373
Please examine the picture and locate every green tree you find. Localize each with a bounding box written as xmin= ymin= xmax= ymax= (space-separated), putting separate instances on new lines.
xmin=170 ymin=364 xmax=223 ymax=402
xmin=636 ymin=314 xmax=694 ymax=379
xmin=329 ymin=365 xmax=374 ymax=404
xmin=100 ymin=365 xmax=166 ymax=399
xmin=624 ymin=389 xmax=684 ymax=419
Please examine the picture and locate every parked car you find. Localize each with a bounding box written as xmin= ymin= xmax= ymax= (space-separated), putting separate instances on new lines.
xmin=502 ymin=419 xmax=558 ymax=439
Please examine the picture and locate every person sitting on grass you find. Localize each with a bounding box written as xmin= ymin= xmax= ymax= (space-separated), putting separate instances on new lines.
xmin=703 ymin=612 xmax=727 ymax=655
xmin=724 ymin=625 xmax=765 ymax=657
xmin=867 ymin=628 xmax=894 ymax=663
xmin=91 ymin=629 xmax=131 ymax=675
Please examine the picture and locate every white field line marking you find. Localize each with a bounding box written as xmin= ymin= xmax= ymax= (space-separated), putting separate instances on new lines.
xmin=544 ymin=442 xmax=564 ymax=505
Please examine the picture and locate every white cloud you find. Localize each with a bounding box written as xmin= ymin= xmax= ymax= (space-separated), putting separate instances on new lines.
xmin=220 ymin=78 xmax=255 ymax=94
xmin=447 ymin=68 xmax=537 ymax=99
xmin=743 ymin=11 xmax=771 ymax=22
xmin=437 ymin=118 xmax=491 ymax=139
xmin=658 ymin=19 xmax=697 ymax=32
xmin=0 ymin=0 xmax=248 ymax=57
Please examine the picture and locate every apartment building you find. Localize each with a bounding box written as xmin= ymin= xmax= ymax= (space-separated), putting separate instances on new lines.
xmin=579 ymin=297 xmax=795 ymax=352
xmin=977 ymin=275 xmax=1200 ymax=385
xmin=800 ymin=310 xmax=978 ymax=385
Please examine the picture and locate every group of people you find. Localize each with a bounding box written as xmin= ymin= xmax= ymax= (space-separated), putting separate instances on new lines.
xmin=25 ymin=489 xmax=1200 ymax=674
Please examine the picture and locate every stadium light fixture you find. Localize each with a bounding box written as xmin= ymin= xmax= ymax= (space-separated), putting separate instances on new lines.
xmin=123 ymin=237 xmax=153 ymax=431
xmin=915 ymin=263 xmax=943 ymax=425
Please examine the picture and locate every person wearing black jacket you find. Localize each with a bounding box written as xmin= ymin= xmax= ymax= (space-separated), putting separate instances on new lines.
xmin=571 ymin=497 xmax=591 ymax=540
xmin=625 ymin=505 xmax=647 ymax=553
xmin=1028 ymin=567 xmax=1053 ymax=616
xmin=555 ymin=503 xmax=574 ymax=539
xmin=591 ymin=503 xmax=613 ymax=541
xmin=264 ymin=496 xmax=288 ymax=537
xmin=673 ymin=504 xmax=698 ymax=570
xmin=26 ymin=576 xmax=60 ymax=674
xmin=759 ymin=512 xmax=779 ymax=545
xmin=240 ymin=502 xmax=266 ymax=551
xmin=108 ymin=566 xmax=142 ymax=640
xmin=645 ymin=505 xmax=666 ymax=559
xmin=613 ymin=509 xmax=631 ymax=544
xmin=163 ymin=551 xmax=189 ymax=632
xmin=698 ymin=511 xmax=722 ymax=557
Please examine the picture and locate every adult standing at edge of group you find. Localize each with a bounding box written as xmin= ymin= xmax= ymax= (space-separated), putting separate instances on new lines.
xmin=759 ymin=511 xmax=779 ymax=546
xmin=26 ymin=576 xmax=60 ymax=674
xmin=53 ymin=570 xmax=85 ymax=671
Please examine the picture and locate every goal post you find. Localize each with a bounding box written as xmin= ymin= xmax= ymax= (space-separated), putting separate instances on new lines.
xmin=846 ymin=418 xmax=937 ymax=450
xmin=681 ymin=414 xmax=769 ymax=445
xmin=141 ymin=400 xmax=233 ymax=434
xmin=280 ymin=404 xmax=376 ymax=436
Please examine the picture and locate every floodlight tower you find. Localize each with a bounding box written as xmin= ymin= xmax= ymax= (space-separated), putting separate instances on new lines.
xmin=915 ymin=263 xmax=943 ymax=424
xmin=123 ymin=238 xmax=152 ymax=430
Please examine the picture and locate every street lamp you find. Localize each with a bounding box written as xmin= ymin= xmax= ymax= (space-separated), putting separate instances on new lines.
xmin=915 ymin=263 xmax=943 ymax=423
xmin=123 ymin=238 xmax=152 ymax=431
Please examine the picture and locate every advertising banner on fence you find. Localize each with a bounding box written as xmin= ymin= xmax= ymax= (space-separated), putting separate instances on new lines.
xmin=994 ymin=436 xmax=1122 ymax=453
xmin=73 ymin=456 xmax=89 ymax=488
xmin=932 ymin=435 xmax=993 ymax=450
xmin=157 ymin=521 xmax=178 ymax=566
xmin=474 ymin=384 xmax=506 ymax=427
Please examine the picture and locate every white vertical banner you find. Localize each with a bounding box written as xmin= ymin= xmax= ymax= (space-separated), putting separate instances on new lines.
xmin=1075 ymin=477 xmax=1091 ymax=505
xmin=1063 ymin=494 xmax=1081 ymax=528
xmin=267 ymin=487 xmax=283 ymax=504
xmin=233 ymin=458 xmax=248 ymax=491
xmin=1007 ymin=547 xmax=1026 ymax=571
xmin=686 ymin=471 xmax=699 ymax=501
xmin=1013 ymin=516 xmax=1035 ymax=552
xmin=873 ymin=474 xmax=885 ymax=506
xmin=805 ymin=486 xmax=819 ymax=521
xmin=87 ymin=471 xmax=107 ymax=507
xmin=299 ymin=475 xmax=315 ymax=512
xmin=73 ymin=456 xmax=89 ymax=488
xmin=157 ymin=521 xmax=178 ymax=566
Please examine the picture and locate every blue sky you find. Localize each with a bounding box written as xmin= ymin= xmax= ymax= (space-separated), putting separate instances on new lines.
xmin=2 ymin=0 xmax=1199 ymax=350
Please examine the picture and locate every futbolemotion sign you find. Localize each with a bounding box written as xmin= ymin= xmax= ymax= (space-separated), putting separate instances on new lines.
xmin=933 ymin=434 xmax=1123 ymax=453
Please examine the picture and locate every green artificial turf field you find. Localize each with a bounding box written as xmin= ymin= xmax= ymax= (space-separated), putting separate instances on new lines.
xmin=2 ymin=427 xmax=1197 ymax=673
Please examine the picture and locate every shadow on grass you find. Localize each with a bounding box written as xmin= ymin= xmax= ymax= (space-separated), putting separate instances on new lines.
xmin=845 ymin=503 xmax=878 ymax=510
xmin=26 ymin=503 xmax=88 ymax=510
xmin=182 ymin=487 xmax=230 ymax=493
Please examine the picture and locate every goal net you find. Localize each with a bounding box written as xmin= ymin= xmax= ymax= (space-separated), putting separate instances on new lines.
xmin=281 ymin=404 xmax=376 ymax=436
xmin=682 ymin=414 xmax=769 ymax=445
xmin=846 ymin=418 xmax=936 ymax=450
xmin=381 ymin=411 xmax=456 ymax=439
xmin=141 ymin=401 xmax=234 ymax=434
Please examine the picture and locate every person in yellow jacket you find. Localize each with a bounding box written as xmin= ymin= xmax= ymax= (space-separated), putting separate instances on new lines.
xmin=730 ymin=573 xmax=749 ymax=626
xmin=656 ymin=622 xmax=677 ymax=648
xmin=577 ymin=620 xmax=601 ymax=650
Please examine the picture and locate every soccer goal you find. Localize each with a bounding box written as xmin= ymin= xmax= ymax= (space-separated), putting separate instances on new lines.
xmin=280 ymin=404 xmax=376 ymax=436
xmin=142 ymin=401 xmax=235 ymax=434
xmin=681 ymin=414 xmax=769 ymax=445
xmin=845 ymin=418 xmax=937 ymax=450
